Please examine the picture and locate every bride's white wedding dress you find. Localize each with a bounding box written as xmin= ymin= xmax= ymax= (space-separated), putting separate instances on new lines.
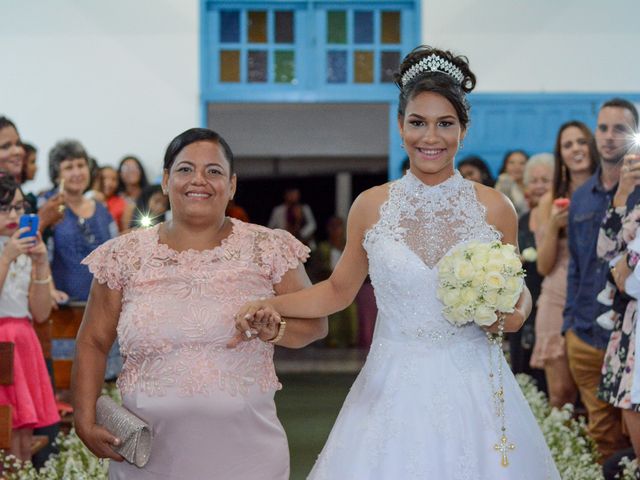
xmin=308 ymin=171 xmax=560 ymax=480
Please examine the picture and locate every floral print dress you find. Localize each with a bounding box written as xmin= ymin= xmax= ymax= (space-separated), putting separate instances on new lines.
xmin=597 ymin=204 xmax=640 ymax=411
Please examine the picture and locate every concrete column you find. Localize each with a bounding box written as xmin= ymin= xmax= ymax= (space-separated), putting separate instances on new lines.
xmin=336 ymin=172 xmax=352 ymax=221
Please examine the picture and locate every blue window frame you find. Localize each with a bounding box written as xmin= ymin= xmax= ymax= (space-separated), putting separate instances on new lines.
xmin=201 ymin=0 xmax=419 ymax=104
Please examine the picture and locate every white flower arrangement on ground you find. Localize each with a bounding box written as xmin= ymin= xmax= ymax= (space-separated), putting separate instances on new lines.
xmin=0 ymin=384 xmax=121 ymax=479
xmin=517 ymin=374 xmax=640 ymax=480
xmin=437 ymin=240 xmax=525 ymax=326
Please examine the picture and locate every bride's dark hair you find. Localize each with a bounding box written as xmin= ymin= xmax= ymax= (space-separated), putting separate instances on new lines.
xmin=394 ymin=46 xmax=476 ymax=129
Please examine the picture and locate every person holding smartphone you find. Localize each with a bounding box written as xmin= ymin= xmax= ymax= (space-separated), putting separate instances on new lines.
xmin=0 ymin=172 xmax=59 ymax=463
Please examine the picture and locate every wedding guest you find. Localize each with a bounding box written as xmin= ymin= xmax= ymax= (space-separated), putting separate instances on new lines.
xmin=43 ymin=140 xmax=118 ymax=301
xmin=495 ymin=149 xmax=529 ymax=216
xmin=457 ymin=155 xmax=495 ymax=187
xmin=0 ymin=117 xmax=65 ymax=231
xmin=117 ymin=155 xmax=149 ymax=229
xmin=530 ymin=122 xmax=598 ymax=409
xmin=0 ymin=173 xmax=59 ymax=462
xmin=117 ymin=155 xmax=149 ymax=204
xmin=42 ymin=140 xmax=121 ymax=379
xmin=128 ymin=184 xmax=169 ymax=229
xmin=563 ymin=98 xmax=639 ymax=460
xmin=509 ymin=153 xmax=553 ymax=389
xmin=226 ymin=199 xmax=249 ymax=222
xmin=72 ymin=128 xmax=327 ymax=479
xmin=596 ymin=144 xmax=640 ymax=460
xmin=0 ymin=117 xmax=24 ymax=181
xmin=308 ymin=216 xmax=358 ymax=348
xmin=268 ymin=187 xmax=317 ymax=248
xmin=20 ymin=143 xmax=37 ymax=185
xmin=97 ymin=166 xmax=130 ymax=232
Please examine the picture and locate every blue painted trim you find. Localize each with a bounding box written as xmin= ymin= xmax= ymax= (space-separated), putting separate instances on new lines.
xmin=388 ymin=101 xmax=403 ymax=179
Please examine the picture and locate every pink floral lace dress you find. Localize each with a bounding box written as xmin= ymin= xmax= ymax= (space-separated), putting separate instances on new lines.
xmin=83 ymin=219 xmax=309 ymax=479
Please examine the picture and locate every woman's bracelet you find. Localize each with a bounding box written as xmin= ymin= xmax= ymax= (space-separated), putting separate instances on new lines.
xmin=268 ymin=320 xmax=287 ymax=344
xmin=32 ymin=275 xmax=52 ymax=285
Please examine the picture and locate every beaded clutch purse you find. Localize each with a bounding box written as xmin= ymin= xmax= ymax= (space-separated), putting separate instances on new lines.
xmin=95 ymin=395 xmax=153 ymax=467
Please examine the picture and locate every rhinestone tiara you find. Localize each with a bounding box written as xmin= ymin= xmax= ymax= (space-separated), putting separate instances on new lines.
xmin=401 ymin=54 xmax=465 ymax=87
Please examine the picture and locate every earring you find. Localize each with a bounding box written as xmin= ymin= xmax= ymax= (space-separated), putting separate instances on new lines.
xmin=459 ymin=141 xmax=464 ymax=149
xmin=400 ymin=138 xmax=405 ymax=149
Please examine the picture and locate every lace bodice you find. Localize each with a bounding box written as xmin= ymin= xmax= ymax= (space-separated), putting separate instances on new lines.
xmin=83 ymin=219 xmax=309 ymax=398
xmin=363 ymin=171 xmax=500 ymax=344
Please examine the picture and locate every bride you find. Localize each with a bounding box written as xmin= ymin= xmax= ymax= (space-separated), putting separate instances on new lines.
xmin=234 ymin=45 xmax=561 ymax=479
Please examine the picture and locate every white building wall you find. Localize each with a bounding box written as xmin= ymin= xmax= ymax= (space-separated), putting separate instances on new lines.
xmin=422 ymin=0 xmax=640 ymax=92
xmin=0 ymin=1 xmax=199 ymax=190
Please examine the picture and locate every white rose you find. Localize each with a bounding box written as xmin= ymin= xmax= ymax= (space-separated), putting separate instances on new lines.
xmin=521 ymin=247 xmax=537 ymax=263
xmin=460 ymin=287 xmax=479 ymax=306
xmin=483 ymin=289 xmax=499 ymax=307
xmin=500 ymin=243 xmax=517 ymax=256
xmin=485 ymin=271 xmax=506 ymax=290
xmin=453 ymin=260 xmax=475 ymax=282
xmin=453 ymin=306 xmax=473 ymax=323
xmin=438 ymin=288 xmax=460 ymax=307
xmin=485 ymin=258 xmax=504 ymax=274
xmin=443 ymin=307 xmax=467 ymax=326
xmin=475 ymin=305 xmax=498 ymax=327
xmin=470 ymin=249 xmax=490 ymax=269
xmin=505 ymin=276 xmax=524 ymax=295
xmin=497 ymin=294 xmax=518 ymax=312
xmin=505 ymin=256 xmax=523 ymax=274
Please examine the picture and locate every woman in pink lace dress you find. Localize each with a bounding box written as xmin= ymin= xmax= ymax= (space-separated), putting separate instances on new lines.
xmin=71 ymin=128 xmax=327 ymax=479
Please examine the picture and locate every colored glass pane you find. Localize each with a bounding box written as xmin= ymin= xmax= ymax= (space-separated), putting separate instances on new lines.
xmin=248 ymin=11 xmax=267 ymax=43
xmin=327 ymin=51 xmax=347 ymax=83
xmin=381 ymin=11 xmax=401 ymax=44
xmin=327 ymin=11 xmax=347 ymax=44
xmin=219 ymin=10 xmax=240 ymax=43
xmin=380 ymin=51 xmax=400 ymax=82
xmin=275 ymin=51 xmax=295 ymax=83
xmin=354 ymin=11 xmax=373 ymax=44
xmin=275 ymin=11 xmax=294 ymax=43
xmin=248 ymin=50 xmax=268 ymax=82
xmin=354 ymin=51 xmax=373 ymax=83
xmin=219 ymin=50 xmax=240 ymax=82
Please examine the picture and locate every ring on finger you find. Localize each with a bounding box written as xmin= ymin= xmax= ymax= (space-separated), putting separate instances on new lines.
xmin=244 ymin=329 xmax=253 ymax=339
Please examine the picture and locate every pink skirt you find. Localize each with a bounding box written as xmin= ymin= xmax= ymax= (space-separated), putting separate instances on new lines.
xmin=0 ymin=317 xmax=60 ymax=429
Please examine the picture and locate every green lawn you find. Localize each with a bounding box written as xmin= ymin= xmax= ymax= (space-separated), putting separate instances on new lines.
xmin=275 ymin=373 xmax=356 ymax=480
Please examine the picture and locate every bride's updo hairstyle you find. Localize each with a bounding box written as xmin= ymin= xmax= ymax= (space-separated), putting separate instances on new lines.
xmin=394 ymin=45 xmax=476 ymax=129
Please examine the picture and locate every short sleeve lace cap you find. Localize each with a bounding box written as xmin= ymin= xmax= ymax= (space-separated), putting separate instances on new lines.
xmin=82 ymin=228 xmax=152 ymax=291
xmin=258 ymin=228 xmax=310 ymax=284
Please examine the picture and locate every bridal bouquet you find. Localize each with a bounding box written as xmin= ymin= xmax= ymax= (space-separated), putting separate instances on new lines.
xmin=437 ymin=241 xmax=525 ymax=327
